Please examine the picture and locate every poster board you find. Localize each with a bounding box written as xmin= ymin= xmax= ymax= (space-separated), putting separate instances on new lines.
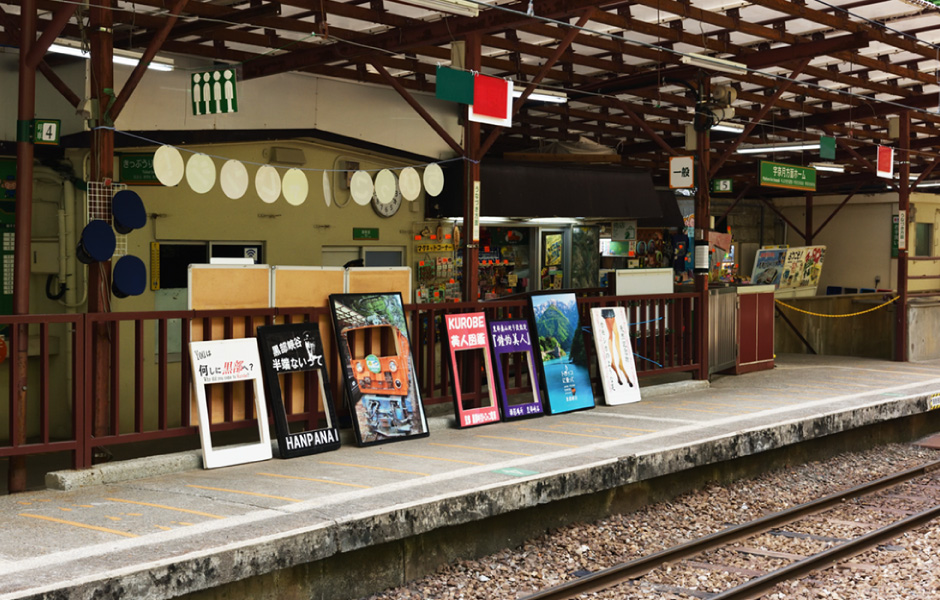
xmin=590 ymin=307 xmax=641 ymax=405
xmin=778 ymin=246 xmax=826 ymax=293
xmin=750 ymin=248 xmax=788 ymax=287
xmin=528 ymin=292 xmax=596 ymax=414
xmin=256 ymin=323 xmax=341 ymax=457
xmin=488 ymin=319 xmax=544 ymax=420
xmin=189 ymin=338 xmax=272 ymax=469
xmin=346 ymin=267 xmax=412 ymax=303
xmin=188 ymin=264 xmax=271 ymax=423
xmin=329 ymin=292 xmax=428 ymax=446
xmin=444 ymin=312 xmax=501 ymax=428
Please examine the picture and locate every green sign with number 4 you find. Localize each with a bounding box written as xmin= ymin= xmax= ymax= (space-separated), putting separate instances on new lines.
xmin=34 ymin=119 xmax=60 ymax=146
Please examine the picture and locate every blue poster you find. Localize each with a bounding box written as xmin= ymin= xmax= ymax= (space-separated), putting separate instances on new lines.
xmin=528 ymin=292 xmax=595 ymax=414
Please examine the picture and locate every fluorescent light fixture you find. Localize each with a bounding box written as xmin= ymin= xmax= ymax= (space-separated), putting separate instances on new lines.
xmin=49 ymin=43 xmax=174 ymax=71
xmin=809 ymin=162 xmax=845 ymax=173
xmin=527 ymin=217 xmax=582 ymax=225
xmin=711 ymin=123 xmax=744 ymax=134
xmin=915 ymin=180 xmax=940 ymax=188
xmin=736 ymin=141 xmax=822 ymax=154
xmin=680 ymin=52 xmax=747 ymax=75
xmin=394 ymin=0 xmax=479 ymax=17
xmin=512 ymin=87 xmax=567 ymax=104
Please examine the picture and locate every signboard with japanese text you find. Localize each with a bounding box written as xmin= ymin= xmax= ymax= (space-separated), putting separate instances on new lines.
xmin=611 ymin=220 xmax=637 ymax=242
xmin=590 ymin=307 xmax=641 ymax=406
xmin=256 ymin=323 xmax=341 ymax=458
xmin=443 ymin=312 xmax=501 ymax=428
xmin=528 ymin=292 xmax=596 ymax=415
xmin=119 ymin=153 xmax=160 ymax=185
xmin=488 ymin=320 xmax=544 ymax=420
xmin=189 ymin=338 xmax=272 ymax=469
xmin=778 ymin=245 xmax=827 ymax=292
xmin=760 ymin=161 xmax=816 ymax=191
xmin=669 ymin=156 xmax=694 ymax=189
xmin=750 ymin=247 xmax=788 ymax=286
xmin=329 ymin=293 xmax=428 ymax=446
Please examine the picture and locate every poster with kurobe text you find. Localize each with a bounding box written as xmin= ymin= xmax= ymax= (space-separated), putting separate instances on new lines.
xmin=444 ymin=312 xmax=501 ymax=428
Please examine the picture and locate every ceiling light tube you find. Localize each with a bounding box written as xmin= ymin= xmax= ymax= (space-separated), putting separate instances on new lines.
xmin=809 ymin=162 xmax=845 ymax=173
xmin=915 ymin=181 xmax=940 ymax=188
xmin=49 ymin=43 xmax=174 ymax=71
xmin=512 ymin=87 xmax=568 ymax=104
xmin=394 ymin=0 xmax=479 ymax=17
xmin=736 ymin=141 xmax=822 ymax=154
xmin=711 ymin=123 xmax=745 ymax=134
xmin=679 ymin=53 xmax=748 ymax=75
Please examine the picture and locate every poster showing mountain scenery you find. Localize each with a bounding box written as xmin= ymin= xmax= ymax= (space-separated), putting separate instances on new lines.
xmin=590 ymin=307 xmax=641 ymax=406
xmin=329 ymin=293 xmax=428 ymax=446
xmin=528 ymin=292 xmax=595 ymax=414
xmin=750 ymin=247 xmax=788 ymax=287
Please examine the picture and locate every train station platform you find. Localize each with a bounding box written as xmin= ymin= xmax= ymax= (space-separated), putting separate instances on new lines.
xmin=2 ymin=354 xmax=940 ymax=600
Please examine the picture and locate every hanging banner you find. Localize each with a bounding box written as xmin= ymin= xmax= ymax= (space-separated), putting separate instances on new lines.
xmin=876 ymin=145 xmax=895 ymax=179
xmin=444 ymin=312 xmax=501 ymax=428
xmin=468 ymin=75 xmax=512 ymax=127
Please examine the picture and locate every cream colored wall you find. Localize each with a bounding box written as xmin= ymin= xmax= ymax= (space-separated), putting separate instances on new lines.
xmin=776 ymin=191 xmax=940 ymax=293
xmin=106 ymin=138 xmax=425 ymax=315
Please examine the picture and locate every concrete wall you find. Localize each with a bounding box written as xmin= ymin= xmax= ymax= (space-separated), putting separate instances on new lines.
xmin=908 ymin=300 xmax=940 ymax=361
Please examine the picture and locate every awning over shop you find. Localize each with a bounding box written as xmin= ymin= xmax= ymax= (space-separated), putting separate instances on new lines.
xmin=428 ymin=161 xmax=663 ymax=220
xmin=637 ymin=191 xmax=686 ymax=230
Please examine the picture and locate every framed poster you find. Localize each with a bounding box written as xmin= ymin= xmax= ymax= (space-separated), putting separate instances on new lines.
xmin=750 ymin=247 xmax=788 ymax=287
xmin=528 ymin=292 xmax=596 ymax=414
xmin=444 ymin=312 xmax=501 ymax=428
xmin=189 ymin=338 xmax=273 ymax=469
xmin=488 ymin=320 xmax=544 ymax=420
xmin=256 ymin=323 xmax=341 ymax=457
xmin=590 ymin=307 xmax=641 ymax=405
xmin=329 ymin=293 xmax=428 ymax=446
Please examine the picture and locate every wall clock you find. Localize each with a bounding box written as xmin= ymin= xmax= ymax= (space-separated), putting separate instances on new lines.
xmin=372 ymin=185 xmax=402 ymax=218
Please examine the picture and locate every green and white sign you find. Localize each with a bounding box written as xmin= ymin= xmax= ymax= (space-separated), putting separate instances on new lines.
xmin=192 ymin=69 xmax=238 ymax=115
xmin=711 ymin=178 xmax=732 ymax=193
xmin=760 ymin=161 xmax=816 ymax=191
xmin=33 ymin=119 xmax=60 ymax=145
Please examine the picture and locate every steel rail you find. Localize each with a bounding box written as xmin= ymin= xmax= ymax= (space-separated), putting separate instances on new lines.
xmin=520 ymin=459 xmax=940 ymax=600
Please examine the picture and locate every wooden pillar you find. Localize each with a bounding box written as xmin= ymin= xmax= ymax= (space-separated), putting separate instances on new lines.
xmin=89 ymin=0 xmax=115 ymax=442
xmin=895 ymin=111 xmax=910 ymax=362
xmin=9 ymin=0 xmax=37 ymax=493
xmin=695 ymin=107 xmax=711 ymax=380
xmin=462 ymin=34 xmax=481 ymax=302
xmin=805 ymin=193 xmax=813 ymax=245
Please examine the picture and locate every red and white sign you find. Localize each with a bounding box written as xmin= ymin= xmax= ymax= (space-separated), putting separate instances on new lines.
xmin=876 ymin=145 xmax=895 ymax=179
xmin=468 ymin=74 xmax=512 ymax=128
xmin=444 ymin=311 xmax=501 ymax=428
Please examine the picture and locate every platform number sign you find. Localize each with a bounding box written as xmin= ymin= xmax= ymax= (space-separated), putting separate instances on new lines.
xmin=33 ymin=119 xmax=60 ymax=146
xmin=711 ymin=178 xmax=732 ymax=193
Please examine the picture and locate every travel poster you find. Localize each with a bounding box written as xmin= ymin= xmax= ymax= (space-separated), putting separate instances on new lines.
xmin=488 ymin=319 xmax=544 ymax=420
xmin=329 ymin=293 xmax=428 ymax=446
xmin=528 ymin=292 xmax=595 ymax=414
xmin=256 ymin=323 xmax=341 ymax=458
xmin=750 ymin=248 xmax=787 ymax=287
xmin=589 ymin=307 xmax=641 ymax=406
xmin=189 ymin=338 xmax=272 ymax=469
xmin=444 ymin=312 xmax=501 ymax=428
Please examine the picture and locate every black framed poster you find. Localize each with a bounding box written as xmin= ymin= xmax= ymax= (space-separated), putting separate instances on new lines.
xmin=329 ymin=292 xmax=429 ymax=446
xmin=256 ymin=323 xmax=341 ymax=457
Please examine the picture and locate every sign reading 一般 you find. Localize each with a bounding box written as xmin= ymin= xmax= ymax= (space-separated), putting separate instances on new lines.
xmin=760 ymin=161 xmax=816 ymax=191
xmin=669 ymin=156 xmax=694 ymax=189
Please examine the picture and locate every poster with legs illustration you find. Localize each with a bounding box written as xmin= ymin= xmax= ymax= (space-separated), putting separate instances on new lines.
xmin=329 ymin=292 xmax=428 ymax=446
xmin=590 ymin=307 xmax=641 ymax=405
xmin=528 ymin=292 xmax=595 ymax=414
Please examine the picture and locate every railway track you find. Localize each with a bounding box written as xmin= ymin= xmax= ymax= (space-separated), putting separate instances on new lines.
xmin=521 ymin=459 xmax=940 ymax=600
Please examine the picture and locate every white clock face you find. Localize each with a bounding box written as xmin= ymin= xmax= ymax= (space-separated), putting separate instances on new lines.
xmin=371 ymin=186 xmax=402 ymax=218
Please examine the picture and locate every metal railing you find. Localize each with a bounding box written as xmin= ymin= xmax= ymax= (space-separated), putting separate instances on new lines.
xmin=0 ymin=293 xmax=698 ymax=475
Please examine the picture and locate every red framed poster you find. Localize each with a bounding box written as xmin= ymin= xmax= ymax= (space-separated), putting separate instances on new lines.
xmin=444 ymin=311 xmax=501 ymax=428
